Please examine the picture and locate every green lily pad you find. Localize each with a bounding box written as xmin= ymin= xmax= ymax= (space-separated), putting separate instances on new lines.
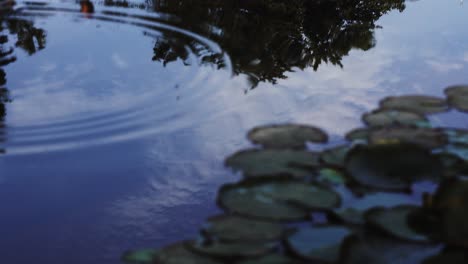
xmin=444 ymin=85 xmax=468 ymax=112
xmin=368 ymin=127 xmax=447 ymax=149
xmin=422 ymin=248 xmax=468 ymax=264
xmin=202 ymin=215 xmax=283 ymax=242
xmin=366 ymin=205 xmax=429 ymax=242
xmin=238 ymin=253 xmax=305 ymax=264
xmin=333 ymin=192 xmax=417 ymax=225
xmin=122 ymin=249 xmax=159 ymax=263
xmin=188 ymin=240 xmax=275 ymax=259
xmin=444 ymin=128 xmax=468 ymax=146
xmin=225 ymin=149 xmax=320 ymax=178
xmin=345 ymin=128 xmax=369 ymax=142
xmin=317 ymin=168 xmax=348 ymax=185
xmin=379 ymin=95 xmax=448 ymax=114
xmin=340 ymin=234 xmax=441 ymax=264
xmin=217 ymin=180 xmax=341 ymax=221
xmin=286 ymin=226 xmax=351 ymax=263
xmin=137 ymin=242 xmax=221 ymax=264
xmin=320 ymin=145 xmax=351 ymax=168
xmin=247 ymin=124 xmax=328 ymax=149
xmin=345 ymin=144 xmax=443 ymax=191
xmin=362 ymin=109 xmax=430 ymax=128
xmin=431 ymin=179 xmax=468 ymax=248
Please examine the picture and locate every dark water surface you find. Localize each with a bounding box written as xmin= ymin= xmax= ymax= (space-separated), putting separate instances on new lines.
xmin=0 ymin=0 xmax=467 ymax=263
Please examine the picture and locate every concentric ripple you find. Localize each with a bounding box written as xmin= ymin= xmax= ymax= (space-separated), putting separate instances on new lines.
xmin=0 ymin=0 xmax=234 ymax=155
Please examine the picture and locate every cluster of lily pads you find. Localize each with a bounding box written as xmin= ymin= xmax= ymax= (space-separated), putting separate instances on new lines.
xmin=122 ymin=86 xmax=468 ymax=264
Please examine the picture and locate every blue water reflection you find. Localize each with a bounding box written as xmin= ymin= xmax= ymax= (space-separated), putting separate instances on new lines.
xmin=0 ymin=0 xmax=467 ymax=263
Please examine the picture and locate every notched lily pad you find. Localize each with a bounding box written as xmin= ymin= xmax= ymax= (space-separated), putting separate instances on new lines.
xmin=188 ymin=240 xmax=275 ymax=259
xmin=143 ymin=242 xmax=221 ymax=264
xmin=217 ymin=180 xmax=341 ymax=221
xmin=368 ymin=127 xmax=447 ymax=149
xmin=332 ymin=192 xmax=417 ymax=225
xmin=320 ymin=145 xmax=351 ymax=168
xmin=247 ymin=124 xmax=328 ymax=149
xmin=340 ymin=234 xmax=441 ymax=264
xmin=444 ymin=85 xmax=468 ymax=112
xmin=202 ymin=215 xmax=283 ymax=242
xmin=317 ymin=168 xmax=348 ymax=185
xmin=363 ymin=109 xmax=430 ymax=128
xmin=345 ymin=144 xmax=443 ymax=191
xmin=225 ymin=149 xmax=320 ymax=178
xmin=345 ymin=128 xmax=369 ymax=142
xmin=122 ymin=249 xmax=159 ymax=263
xmin=286 ymin=226 xmax=351 ymax=263
xmin=366 ymin=205 xmax=430 ymax=242
xmin=379 ymin=95 xmax=448 ymax=114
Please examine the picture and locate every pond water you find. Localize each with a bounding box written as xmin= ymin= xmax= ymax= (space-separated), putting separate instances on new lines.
xmin=0 ymin=0 xmax=467 ymax=263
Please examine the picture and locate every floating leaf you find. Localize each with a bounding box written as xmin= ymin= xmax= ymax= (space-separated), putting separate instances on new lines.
xmin=333 ymin=192 xmax=417 ymax=225
xmin=238 ymin=253 xmax=305 ymax=264
xmin=188 ymin=240 xmax=275 ymax=259
xmin=368 ymin=127 xmax=447 ymax=149
xmin=345 ymin=128 xmax=369 ymax=142
xmin=379 ymin=95 xmax=448 ymax=114
xmin=422 ymin=248 xmax=468 ymax=264
xmin=345 ymin=144 xmax=443 ymax=191
xmin=317 ymin=168 xmax=348 ymax=185
xmin=340 ymin=234 xmax=441 ymax=264
xmin=444 ymin=85 xmax=468 ymax=112
xmin=148 ymin=242 xmax=221 ymax=264
xmin=202 ymin=215 xmax=283 ymax=242
xmin=225 ymin=149 xmax=320 ymax=178
xmin=431 ymin=179 xmax=468 ymax=248
xmin=366 ymin=205 xmax=430 ymax=242
xmin=217 ymin=180 xmax=341 ymax=221
xmin=444 ymin=128 xmax=468 ymax=146
xmin=362 ymin=109 xmax=430 ymax=128
xmin=122 ymin=249 xmax=158 ymax=263
xmin=320 ymin=145 xmax=351 ymax=168
xmin=286 ymin=226 xmax=351 ymax=263
xmin=247 ymin=124 xmax=328 ymax=149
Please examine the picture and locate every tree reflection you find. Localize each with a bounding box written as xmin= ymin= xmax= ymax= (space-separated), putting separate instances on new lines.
xmin=0 ymin=3 xmax=47 ymax=153
xmin=150 ymin=0 xmax=406 ymax=87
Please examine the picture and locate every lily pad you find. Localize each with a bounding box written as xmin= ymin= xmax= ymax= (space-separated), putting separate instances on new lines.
xmin=238 ymin=253 xmax=305 ymax=264
xmin=128 ymin=242 xmax=221 ymax=264
xmin=320 ymin=145 xmax=351 ymax=168
xmin=362 ymin=109 xmax=430 ymax=128
xmin=286 ymin=226 xmax=351 ymax=263
xmin=366 ymin=205 xmax=430 ymax=242
xmin=422 ymin=248 xmax=468 ymax=264
xmin=316 ymin=168 xmax=348 ymax=185
xmin=122 ymin=249 xmax=159 ymax=263
xmin=431 ymin=179 xmax=468 ymax=248
xmin=444 ymin=85 xmax=468 ymax=112
xmin=225 ymin=149 xmax=320 ymax=178
xmin=379 ymin=95 xmax=448 ymax=114
xmin=368 ymin=127 xmax=447 ymax=149
xmin=202 ymin=215 xmax=283 ymax=242
xmin=333 ymin=192 xmax=417 ymax=225
xmin=444 ymin=128 xmax=468 ymax=146
xmin=188 ymin=240 xmax=275 ymax=259
xmin=345 ymin=128 xmax=369 ymax=142
xmin=340 ymin=234 xmax=441 ymax=264
xmin=217 ymin=180 xmax=341 ymax=221
xmin=247 ymin=124 xmax=328 ymax=149
xmin=345 ymin=144 xmax=443 ymax=191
